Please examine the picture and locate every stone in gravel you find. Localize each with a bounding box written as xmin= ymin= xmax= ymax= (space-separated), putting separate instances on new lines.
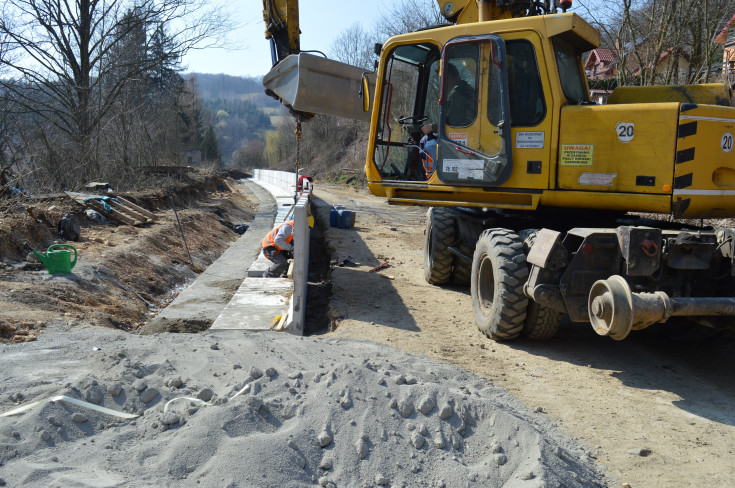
xmin=47 ymin=416 xmax=61 ymax=426
xmin=318 ymin=477 xmax=329 ymax=487
xmin=320 ymin=457 xmax=333 ymax=470
xmin=287 ymin=439 xmax=298 ymax=450
xmin=433 ymin=431 xmax=446 ymax=449
xmin=340 ymin=391 xmax=353 ymax=409
xmin=161 ymin=412 xmax=180 ymax=425
xmin=494 ymin=454 xmax=508 ymax=465
xmin=406 ymin=376 xmax=417 ymax=385
xmin=167 ymin=377 xmax=183 ymax=388
xmin=133 ymin=380 xmax=147 ymax=392
xmin=84 ymin=386 xmax=104 ymax=405
xmin=419 ymin=424 xmax=428 ymax=436
xmin=246 ymin=396 xmax=263 ymax=411
xmin=518 ymin=472 xmax=535 ymax=480
xmin=107 ymin=383 xmax=123 ymax=397
xmin=395 ymin=374 xmax=406 ymax=385
xmin=318 ymin=430 xmax=332 ymax=448
xmin=288 ymin=371 xmax=302 ymax=380
xmin=627 ymin=448 xmax=651 ymax=457
xmin=40 ymin=430 xmax=51 ymax=441
xmin=249 ymin=367 xmax=264 ymax=379
xmin=71 ymin=413 xmax=88 ymax=423
xmin=411 ymin=431 xmax=425 ymax=449
xmin=265 ymin=367 xmax=277 ymax=378
xmin=438 ymin=404 xmax=453 ymax=420
xmin=233 ymin=364 xmax=242 ymax=370
xmin=140 ymin=387 xmax=159 ymax=403
xmin=356 ymin=438 xmax=369 ymax=459
xmin=491 ymin=441 xmax=503 ymax=453
xmin=210 ymin=343 xmax=219 ymax=350
xmin=375 ymin=474 xmax=389 ymax=485
xmin=418 ymin=396 xmax=436 ymax=415
xmin=398 ymin=398 xmax=414 ymax=418
xmin=389 ymin=398 xmax=398 ymax=409
xmin=197 ymin=388 xmax=214 ymax=402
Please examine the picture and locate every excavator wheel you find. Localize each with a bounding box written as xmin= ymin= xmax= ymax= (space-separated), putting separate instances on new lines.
xmin=518 ymin=229 xmax=561 ymax=341
xmin=424 ymin=207 xmax=454 ymax=285
xmin=471 ymin=229 xmax=528 ymax=340
xmin=451 ymin=243 xmax=473 ymax=286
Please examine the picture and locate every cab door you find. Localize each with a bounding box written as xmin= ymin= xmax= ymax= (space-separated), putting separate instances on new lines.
xmin=435 ymin=35 xmax=513 ymax=187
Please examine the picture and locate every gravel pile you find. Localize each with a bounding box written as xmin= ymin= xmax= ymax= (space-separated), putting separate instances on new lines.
xmin=0 ymin=325 xmax=607 ymax=487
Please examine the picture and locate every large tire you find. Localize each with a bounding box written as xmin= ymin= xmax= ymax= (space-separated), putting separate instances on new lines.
xmin=471 ymin=229 xmax=529 ymax=340
xmin=451 ymin=243 xmax=473 ymax=286
xmin=424 ymin=207 xmax=454 ymax=284
xmin=518 ymin=229 xmax=561 ymax=341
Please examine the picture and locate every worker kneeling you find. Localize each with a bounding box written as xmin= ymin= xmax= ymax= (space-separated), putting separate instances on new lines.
xmin=261 ymin=219 xmax=295 ymax=278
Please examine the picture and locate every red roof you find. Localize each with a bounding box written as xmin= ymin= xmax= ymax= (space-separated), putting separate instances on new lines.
xmin=715 ymin=13 xmax=735 ymax=44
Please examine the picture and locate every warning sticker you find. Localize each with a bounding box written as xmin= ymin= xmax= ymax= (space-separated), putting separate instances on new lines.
xmin=560 ymin=144 xmax=594 ymax=166
xmin=578 ymin=172 xmax=616 ymax=186
xmin=516 ymin=131 xmax=545 ymax=149
xmin=443 ymin=159 xmax=484 ymax=180
xmin=448 ymin=132 xmax=468 ymax=146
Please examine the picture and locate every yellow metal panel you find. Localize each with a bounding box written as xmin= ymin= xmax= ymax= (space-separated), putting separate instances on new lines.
xmin=608 ymin=84 xmax=731 ymax=106
xmin=673 ymin=105 xmax=735 ymax=218
xmin=539 ymin=191 xmax=671 ymax=214
xmin=544 ymin=13 xmax=600 ymax=51
xmin=556 ymin=104 xmax=679 ymax=200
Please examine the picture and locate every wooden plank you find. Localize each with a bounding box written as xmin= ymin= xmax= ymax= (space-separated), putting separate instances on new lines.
xmin=85 ymin=199 xmax=141 ymax=226
xmin=115 ymin=196 xmax=158 ymax=220
xmin=107 ymin=199 xmax=152 ymax=223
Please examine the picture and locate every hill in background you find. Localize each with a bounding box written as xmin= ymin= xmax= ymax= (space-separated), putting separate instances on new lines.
xmin=187 ymin=73 xmax=285 ymax=164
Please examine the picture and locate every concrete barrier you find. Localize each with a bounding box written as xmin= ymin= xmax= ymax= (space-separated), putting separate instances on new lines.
xmin=249 ymin=170 xmax=311 ymax=334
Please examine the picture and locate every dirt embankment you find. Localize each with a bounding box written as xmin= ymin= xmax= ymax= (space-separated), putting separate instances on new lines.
xmin=0 ymin=169 xmax=257 ymax=341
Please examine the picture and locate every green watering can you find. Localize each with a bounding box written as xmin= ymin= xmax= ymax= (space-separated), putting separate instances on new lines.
xmin=24 ymin=242 xmax=78 ymax=274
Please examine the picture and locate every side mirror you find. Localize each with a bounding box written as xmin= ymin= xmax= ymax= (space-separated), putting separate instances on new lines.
xmin=360 ymin=74 xmax=371 ymax=113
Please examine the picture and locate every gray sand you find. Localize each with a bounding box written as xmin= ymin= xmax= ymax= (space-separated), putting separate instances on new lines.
xmin=0 ymin=325 xmax=606 ymax=487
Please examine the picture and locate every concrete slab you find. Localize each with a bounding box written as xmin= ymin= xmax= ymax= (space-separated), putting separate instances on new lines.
xmin=210 ymin=278 xmax=292 ymax=331
xmin=247 ymin=252 xmax=272 ymax=277
xmin=139 ymin=180 xmax=277 ymax=334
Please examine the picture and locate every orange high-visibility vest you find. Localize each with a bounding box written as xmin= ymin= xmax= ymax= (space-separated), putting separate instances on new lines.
xmin=261 ymin=220 xmax=294 ymax=250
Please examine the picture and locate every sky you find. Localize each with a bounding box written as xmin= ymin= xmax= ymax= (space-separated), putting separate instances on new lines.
xmin=182 ymin=0 xmax=384 ymax=78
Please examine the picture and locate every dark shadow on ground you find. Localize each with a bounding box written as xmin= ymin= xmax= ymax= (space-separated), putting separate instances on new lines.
xmin=309 ymin=194 xmax=418 ymax=333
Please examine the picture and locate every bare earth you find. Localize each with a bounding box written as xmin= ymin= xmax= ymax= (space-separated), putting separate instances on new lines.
xmin=314 ymin=184 xmax=735 ymax=488
xmin=0 ymin=176 xmax=732 ymax=487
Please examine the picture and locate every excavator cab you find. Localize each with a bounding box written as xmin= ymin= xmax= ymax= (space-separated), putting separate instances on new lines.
xmin=371 ymin=34 xmax=518 ymax=187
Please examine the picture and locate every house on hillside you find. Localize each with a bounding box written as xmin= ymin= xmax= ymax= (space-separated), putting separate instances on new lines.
xmin=585 ymin=48 xmax=617 ymax=80
xmin=715 ymin=13 xmax=735 ymax=81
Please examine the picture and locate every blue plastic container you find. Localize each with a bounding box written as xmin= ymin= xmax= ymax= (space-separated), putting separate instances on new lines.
xmin=330 ymin=206 xmax=356 ymax=229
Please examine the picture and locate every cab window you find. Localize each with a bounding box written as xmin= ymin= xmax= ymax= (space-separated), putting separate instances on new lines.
xmin=553 ymin=37 xmax=587 ymax=103
xmin=373 ymin=43 xmax=440 ymax=181
xmin=505 ymin=40 xmax=545 ymax=126
xmin=443 ymin=43 xmax=479 ymax=128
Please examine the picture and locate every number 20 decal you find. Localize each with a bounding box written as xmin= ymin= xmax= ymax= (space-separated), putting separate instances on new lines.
xmin=723 ymin=132 xmax=734 ymax=154
xmin=615 ymin=122 xmax=634 ymax=143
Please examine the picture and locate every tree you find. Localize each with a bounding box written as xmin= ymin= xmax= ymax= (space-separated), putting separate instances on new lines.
xmin=578 ymin=0 xmax=733 ymax=85
xmin=0 ymin=0 xmax=232 ymax=185
xmin=329 ymin=22 xmax=376 ymax=70
xmin=202 ymin=125 xmax=221 ymax=163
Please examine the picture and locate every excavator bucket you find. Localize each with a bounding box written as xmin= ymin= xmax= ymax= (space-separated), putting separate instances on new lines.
xmin=263 ymin=53 xmax=376 ymax=122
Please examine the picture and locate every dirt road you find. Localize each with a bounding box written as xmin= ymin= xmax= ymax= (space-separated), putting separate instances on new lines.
xmin=313 ymin=184 xmax=735 ymax=488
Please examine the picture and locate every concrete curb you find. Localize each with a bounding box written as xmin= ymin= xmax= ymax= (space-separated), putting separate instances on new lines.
xmin=140 ymin=180 xmax=277 ymax=334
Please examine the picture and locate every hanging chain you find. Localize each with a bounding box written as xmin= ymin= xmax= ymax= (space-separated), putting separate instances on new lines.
xmin=294 ymin=118 xmax=302 ymax=203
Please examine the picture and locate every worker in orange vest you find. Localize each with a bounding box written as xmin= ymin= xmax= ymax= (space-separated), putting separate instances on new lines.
xmin=261 ymin=219 xmax=295 ymax=277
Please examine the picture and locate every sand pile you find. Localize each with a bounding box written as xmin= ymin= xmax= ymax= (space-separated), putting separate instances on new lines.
xmin=0 ymin=325 xmax=607 ymax=487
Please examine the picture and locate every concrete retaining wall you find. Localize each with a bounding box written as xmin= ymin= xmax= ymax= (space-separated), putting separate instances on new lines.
xmin=251 ymin=170 xmax=310 ymax=335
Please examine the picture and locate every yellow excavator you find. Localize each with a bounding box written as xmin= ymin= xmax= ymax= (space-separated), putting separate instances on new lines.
xmin=263 ymin=0 xmax=735 ymax=342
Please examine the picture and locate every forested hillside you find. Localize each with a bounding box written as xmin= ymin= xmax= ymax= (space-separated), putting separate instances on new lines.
xmin=189 ymin=73 xmax=281 ymax=166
